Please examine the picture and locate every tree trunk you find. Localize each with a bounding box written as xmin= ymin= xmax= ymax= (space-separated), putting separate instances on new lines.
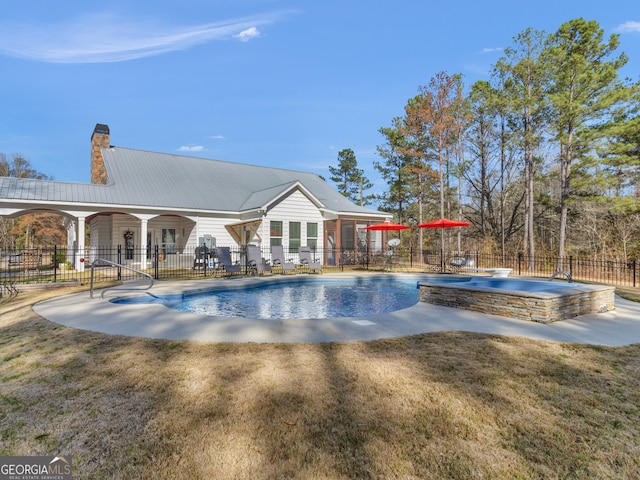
xmin=557 ymin=142 xmax=572 ymax=268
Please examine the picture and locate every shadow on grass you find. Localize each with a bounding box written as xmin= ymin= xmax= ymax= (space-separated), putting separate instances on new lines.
xmin=1 ymin=289 xmax=640 ymax=478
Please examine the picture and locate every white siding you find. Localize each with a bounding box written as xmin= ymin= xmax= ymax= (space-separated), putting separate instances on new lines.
xmin=89 ymin=216 xmax=112 ymax=247
xmin=190 ymin=217 xmax=240 ymax=248
xmin=264 ymin=190 xmax=324 ymax=262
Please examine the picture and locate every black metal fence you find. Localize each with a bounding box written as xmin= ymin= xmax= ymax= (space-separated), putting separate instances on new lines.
xmin=1 ymin=244 xmax=638 ymax=288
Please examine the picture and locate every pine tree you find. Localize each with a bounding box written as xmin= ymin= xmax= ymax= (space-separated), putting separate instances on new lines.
xmin=328 ymin=148 xmax=375 ymax=206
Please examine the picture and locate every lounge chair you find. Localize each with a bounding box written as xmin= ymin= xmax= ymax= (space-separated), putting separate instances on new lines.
xmin=271 ymin=245 xmax=296 ymax=274
xmin=216 ymin=247 xmax=242 ymax=276
xmin=299 ymin=246 xmax=322 ymax=273
xmin=247 ymin=245 xmax=272 ymax=275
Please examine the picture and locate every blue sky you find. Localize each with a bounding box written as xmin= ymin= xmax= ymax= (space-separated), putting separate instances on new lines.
xmin=1 ymin=1 xmax=638 ymax=198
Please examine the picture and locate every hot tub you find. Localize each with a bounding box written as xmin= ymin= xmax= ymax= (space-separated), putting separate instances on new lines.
xmin=417 ymin=276 xmax=615 ymax=323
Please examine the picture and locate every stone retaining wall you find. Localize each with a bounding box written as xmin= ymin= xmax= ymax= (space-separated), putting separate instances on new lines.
xmin=418 ymin=281 xmax=616 ymax=323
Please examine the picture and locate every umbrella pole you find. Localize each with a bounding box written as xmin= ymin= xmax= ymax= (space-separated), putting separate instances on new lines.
xmin=440 ymin=228 xmax=445 ymax=273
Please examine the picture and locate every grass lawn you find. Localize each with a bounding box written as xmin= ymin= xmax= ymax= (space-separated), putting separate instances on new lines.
xmin=1 ymin=286 xmax=639 ymax=479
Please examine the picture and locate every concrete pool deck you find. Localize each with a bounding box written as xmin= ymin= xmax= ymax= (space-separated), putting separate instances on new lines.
xmin=33 ymin=274 xmax=640 ymax=346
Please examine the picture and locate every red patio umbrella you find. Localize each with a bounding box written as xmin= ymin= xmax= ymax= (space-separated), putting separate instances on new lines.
xmin=364 ymin=221 xmax=409 ymax=270
xmin=419 ymin=218 xmax=470 ymax=272
xmin=364 ymin=220 xmax=410 ymax=231
xmin=418 ymin=218 xmax=471 ymax=229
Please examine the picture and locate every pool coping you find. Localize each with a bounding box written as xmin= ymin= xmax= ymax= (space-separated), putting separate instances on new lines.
xmin=33 ymin=273 xmax=640 ymax=346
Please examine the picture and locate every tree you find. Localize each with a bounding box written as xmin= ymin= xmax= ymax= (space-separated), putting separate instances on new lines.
xmin=375 ymin=120 xmax=415 ymax=219
xmin=328 ymin=148 xmax=375 ymax=206
xmin=450 ymin=75 xmax=472 ymax=253
xmin=371 ymin=18 xmax=640 ymax=262
xmin=545 ymin=18 xmax=631 ymax=261
xmin=10 ymin=213 xmax=68 ymax=249
xmin=0 ymin=153 xmax=66 ymax=249
xmin=400 ymin=71 xmax=468 ymax=263
xmin=417 ymin=71 xmax=467 ymax=220
xmin=0 ymin=153 xmax=50 ymax=179
xmin=599 ymin=99 xmax=640 ymax=199
xmin=465 ymin=81 xmax=502 ymax=242
xmin=397 ymin=94 xmax=438 ymax=258
xmin=494 ymin=27 xmax=549 ymax=267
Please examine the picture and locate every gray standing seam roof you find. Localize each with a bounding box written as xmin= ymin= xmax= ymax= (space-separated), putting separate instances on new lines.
xmin=0 ymin=147 xmax=384 ymax=217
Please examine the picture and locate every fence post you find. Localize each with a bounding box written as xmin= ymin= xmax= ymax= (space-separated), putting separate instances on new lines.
xmin=154 ymin=245 xmax=159 ymax=279
xmin=117 ymin=245 xmax=122 ymax=280
xmin=53 ymin=245 xmax=57 ymax=283
xmin=518 ymin=252 xmax=523 ymax=276
xmin=569 ymin=255 xmax=573 ymax=277
xmin=633 ymin=259 xmax=637 ymax=288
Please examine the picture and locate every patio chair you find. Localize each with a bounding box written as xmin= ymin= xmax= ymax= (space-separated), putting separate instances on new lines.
xmin=299 ymin=246 xmax=322 ymax=273
xmin=216 ymin=247 xmax=242 ymax=276
xmin=271 ymin=245 xmax=296 ymax=274
xmin=247 ymin=245 xmax=272 ymax=275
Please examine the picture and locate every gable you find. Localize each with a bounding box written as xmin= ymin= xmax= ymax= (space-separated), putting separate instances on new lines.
xmin=268 ymin=189 xmax=324 ymax=220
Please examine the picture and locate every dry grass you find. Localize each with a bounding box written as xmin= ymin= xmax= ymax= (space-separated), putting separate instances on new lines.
xmin=1 ymin=286 xmax=640 ymax=479
xmin=613 ymin=285 xmax=640 ymax=302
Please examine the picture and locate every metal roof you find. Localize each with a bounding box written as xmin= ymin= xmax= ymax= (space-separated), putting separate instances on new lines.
xmin=0 ymin=147 xmax=385 ymax=217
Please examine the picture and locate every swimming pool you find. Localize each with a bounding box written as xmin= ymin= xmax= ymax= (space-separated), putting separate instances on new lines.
xmin=114 ymin=275 xmax=424 ymax=320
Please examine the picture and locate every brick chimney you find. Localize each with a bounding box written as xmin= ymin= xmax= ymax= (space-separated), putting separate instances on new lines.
xmin=91 ymin=123 xmax=110 ymax=184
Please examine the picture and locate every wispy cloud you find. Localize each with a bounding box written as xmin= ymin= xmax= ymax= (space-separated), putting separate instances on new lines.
xmin=479 ymin=47 xmax=503 ymax=54
xmin=614 ymin=21 xmax=640 ymax=34
xmin=234 ymin=27 xmax=260 ymax=42
xmin=0 ymin=11 xmax=288 ymax=63
xmin=209 ymin=134 xmax=226 ymax=140
xmin=178 ymin=145 xmax=206 ymax=152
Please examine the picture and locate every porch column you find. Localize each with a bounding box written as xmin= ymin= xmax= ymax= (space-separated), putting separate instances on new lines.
xmin=140 ymin=219 xmax=148 ymax=270
xmin=335 ymin=219 xmax=342 ymax=263
xmin=76 ymin=216 xmax=86 ymax=272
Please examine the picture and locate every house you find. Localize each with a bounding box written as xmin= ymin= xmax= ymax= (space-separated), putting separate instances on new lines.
xmin=0 ymin=124 xmax=389 ymax=270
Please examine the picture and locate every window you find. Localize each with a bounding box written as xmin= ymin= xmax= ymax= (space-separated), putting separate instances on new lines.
xmin=356 ymin=224 xmax=368 ymax=252
xmin=341 ymin=221 xmax=355 ymax=250
xmin=289 ymin=221 xmax=301 ymax=253
xmin=162 ymin=228 xmax=176 ymax=254
xmin=270 ymin=221 xmax=283 ymax=247
xmin=307 ymin=222 xmax=318 ymax=250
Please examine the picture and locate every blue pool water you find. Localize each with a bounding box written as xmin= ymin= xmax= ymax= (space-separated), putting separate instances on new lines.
xmin=114 ymin=276 xmax=424 ymax=319
xmin=457 ymin=277 xmax=579 ymax=292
